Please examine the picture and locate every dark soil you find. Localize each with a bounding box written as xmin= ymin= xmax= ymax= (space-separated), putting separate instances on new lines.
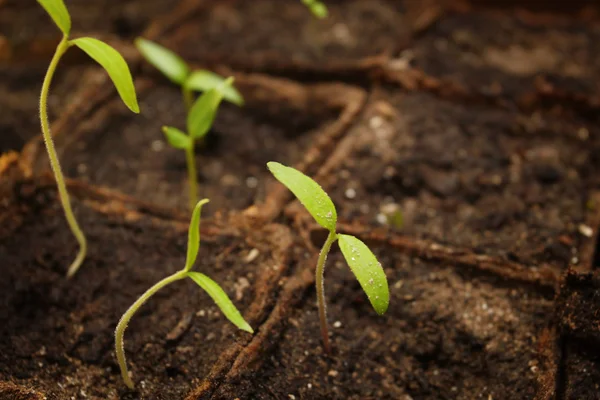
xmin=0 ymin=65 xmax=97 ymax=153
xmin=0 ymin=181 xmax=283 ymax=399
xmin=3 ymin=0 xmax=600 ymax=399
xmin=0 ymin=0 xmax=177 ymax=61
xmin=236 ymin=250 xmax=554 ymax=400
xmin=410 ymin=9 xmax=600 ymax=109
xmin=30 ymin=72 xmax=344 ymax=213
xmin=318 ymin=89 xmax=595 ymax=268
xmin=167 ymin=0 xmax=410 ymax=68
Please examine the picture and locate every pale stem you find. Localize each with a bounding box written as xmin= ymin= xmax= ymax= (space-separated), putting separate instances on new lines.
xmin=182 ymin=86 xmax=194 ymax=112
xmin=185 ymin=145 xmax=198 ymax=211
xmin=40 ymin=36 xmax=87 ymax=278
xmin=315 ymin=230 xmax=337 ymax=354
xmin=115 ymin=270 xmax=188 ymax=389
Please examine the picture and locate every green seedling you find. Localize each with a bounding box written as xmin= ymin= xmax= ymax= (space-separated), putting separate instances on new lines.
xmin=301 ymin=0 xmax=328 ymax=18
xmin=115 ymin=199 xmax=253 ymax=389
xmin=135 ymin=38 xmax=243 ymax=211
xmin=267 ymin=162 xmax=388 ymax=353
xmin=161 ymin=78 xmax=232 ymax=211
xmin=38 ymin=0 xmax=139 ymax=278
xmin=134 ymin=38 xmax=244 ymax=110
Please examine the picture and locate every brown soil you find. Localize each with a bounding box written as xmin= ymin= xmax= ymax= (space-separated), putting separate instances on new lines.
xmin=2 ymin=0 xmax=600 ymax=399
xmin=318 ymin=89 xmax=595 ymax=268
xmin=28 ymin=72 xmax=355 ymax=213
xmin=167 ymin=0 xmax=410 ymax=69
xmin=0 ymin=179 xmax=289 ymax=399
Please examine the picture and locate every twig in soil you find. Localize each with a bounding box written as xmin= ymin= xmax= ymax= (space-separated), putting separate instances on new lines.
xmin=114 ymin=199 xmax=253 ymax=389
xmin=135 ymin=38 xmax=244 ymax=211
xmin=37 ymin=0 xmax=139 ymax=277
xmin=267 ymin=162 xmax=388 ymax=353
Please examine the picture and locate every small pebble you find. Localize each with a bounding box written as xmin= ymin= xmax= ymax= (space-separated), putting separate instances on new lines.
xmin=345 ymin=188 xmax=356 ymax=199
xmin=328 ymin=370 xmax=338 ymax=377
xmin=246 ymin=176 xmax=258 ymax=188
xmin=333 ymin=321 xmax=342 ymax=328
xmin=578 ymin=224 xmax=593 ymax=238
xmin=151 ymin=140 xmax=165 ymax=152
xmin=245 ymin=248 xmax=260 ymax=263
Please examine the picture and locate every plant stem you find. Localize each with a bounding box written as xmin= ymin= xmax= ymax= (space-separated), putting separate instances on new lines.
xmin=182 ymin=86 xmax=194 ymax=112
xmin=315 ymin=230 xmax=337 ymax=354
xmin=115 ymin=269 xmax=188 ymax=389
xmin=185 ymin=144 xmax=198 ymax=211
xmin=40 ymin=36 xmax=87 ymax=278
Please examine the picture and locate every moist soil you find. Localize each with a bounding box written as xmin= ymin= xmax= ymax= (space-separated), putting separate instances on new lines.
xmin=409 ymin=8 xmax=600 ymax=110
xmin=232 ymin=250 xmax=554 ymax=400
xmin=2 ymin=0 xmax=600 ymax=399
xmin=0 ymin=0 xmax=175 ymax=62
xmin=30 ymin=72 xmax=345 ymax=213
xmin=0 ymin=181 xmax=286 ymax=399
xmin=319 ymin=89 xmax=595 ymax=268
xmin=167 ymin=0 xmax=410 ymax=69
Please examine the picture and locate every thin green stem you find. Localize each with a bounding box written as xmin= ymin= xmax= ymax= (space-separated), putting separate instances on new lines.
xmin=316 ymin=230 xmax=337 ymax=354
xmin=40 ymin=36 xmax=87 ymax=278
xmin=182 ymin=86 xmax=194 ymax=112
xmin=115 ymin=269 xmax=188 ymax=389
xmin=185 ymin=144 xmax=198 ymax=211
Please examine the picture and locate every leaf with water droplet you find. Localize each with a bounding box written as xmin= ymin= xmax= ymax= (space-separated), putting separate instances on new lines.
xmin=338 ymin=234 xmax=389 ymax=315
xmin=267 ymin=162 xmax=337 ymax=231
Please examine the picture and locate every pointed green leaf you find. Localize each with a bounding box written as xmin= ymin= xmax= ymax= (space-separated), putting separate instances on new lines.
xmin=267 ymin=162 xmax=337 ymax=231
xmin=187 ymin=272 xmax=253 ymax=333
xmin=162 ymin=126 xmax=191 ymax=150
xmin=38 ymin=0 xmax=71 ymax=35
xmin=186 ymin=78 xmax=232 ymax=140
xmin=338 ymin=234 xmax=389 ymax=315
xmin=71 ymin=38 xmax=139 ymax=113
xmin=135 ymin=38 xmax=190 ymax=85
xmin=301 ymin=0 xmax=328 ymax=18
xmin=185 ymin=70 xmax=244 ymax=106
xmin=184 ymin=199 xmax=209 ymax=272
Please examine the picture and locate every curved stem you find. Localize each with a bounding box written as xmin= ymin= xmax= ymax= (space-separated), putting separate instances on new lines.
xmin=115 ymin=270 xmax=188 ymax=389
xmin=315 ymin=230 xmax=337 ymax=354
xmin=185 ymin=144 xmax=198 ymax=211
xmin=40 ymin=36 xmax=87 ymax=278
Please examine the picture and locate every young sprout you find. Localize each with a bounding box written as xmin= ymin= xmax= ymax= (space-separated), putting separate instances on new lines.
xmin=134 ymin=38 xmax=243 ymax=210
xmin=301 ymin=0 xmax=328 ymax=18
xmin=134 ymin=38 xmax=244 ymax=111
xmin=115 ymin=199 xmax=253 ymax=389
xmin=37 ymin=0 xmax=139 ymax=277
xmin=162 ymin=78 xmax=232 ymax=211
xmin=267 ymin=162 xmax=388 ymax=353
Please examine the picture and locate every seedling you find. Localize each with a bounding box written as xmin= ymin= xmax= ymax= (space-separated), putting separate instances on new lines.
xmin=135 ymin=38 xmax=244 ymax=110
xmin=135 ymin=38 xmax=243 ymax=211
xmin=301 ymin=0 xmax=328 ymax=18
xmin=38 ymin=0 xmax=139 ymax=277
xmin=267 ymin=162 xmax=388 ymax=353
xmin=115 ymin=199 xmax=253 ymax=389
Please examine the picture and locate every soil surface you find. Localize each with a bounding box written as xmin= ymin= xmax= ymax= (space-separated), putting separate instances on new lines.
xmin=30 ymin=73 xmax=347 ymax=213
xmin=319 ymin=89 xmax=595 ymax=268
xmin=0 ymin=181 xmax=284 ymax=399
xmin=2 ymin=0 xmax=600 ymax=399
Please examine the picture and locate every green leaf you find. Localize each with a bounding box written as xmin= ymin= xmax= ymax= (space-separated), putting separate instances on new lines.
xmin=162 ymin=126 xmax=191 ymax=150
xmin=186 ymin=78 xmax=232 ymax=140
xmin=135 ymin=38 xmax=190 ymax=86
xmin=267 ymin=162 xmax=337 ymax=231
xmin=338 ymin=234 xmax=389 ymax=315
xmin=184 ymin=199 xmax=209 ymax=272
xmin=37 ymin=0 xmax=71 ymax=35
xmin=71 ymin=38 xmax=139 ymax=113
xmin=185 ymin=70 xmax=244 ymax=106
xmin=187 ymin=272 xmax=253 ymax=333
xmin=301 ymin=0 xmax=328 ymax=18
